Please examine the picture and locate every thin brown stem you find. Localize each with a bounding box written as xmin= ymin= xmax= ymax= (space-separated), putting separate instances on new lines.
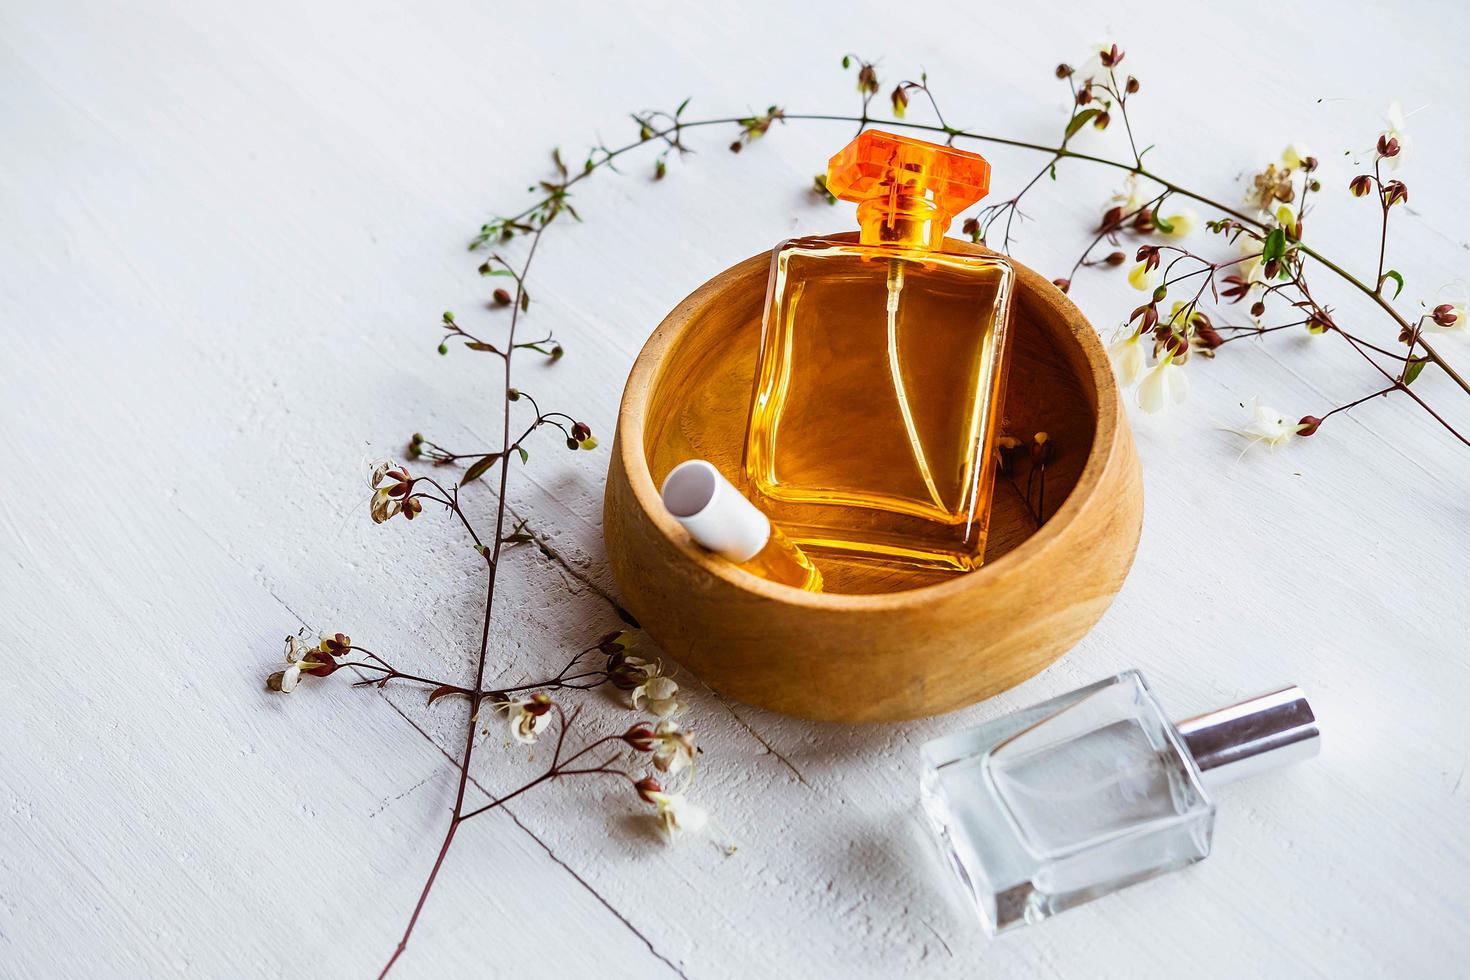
xmin=380 ymin=225 xmax=548 ymax=977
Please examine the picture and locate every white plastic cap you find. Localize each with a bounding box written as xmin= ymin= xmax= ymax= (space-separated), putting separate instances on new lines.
xmin=660 ymin=459 xmax=771 ymax=563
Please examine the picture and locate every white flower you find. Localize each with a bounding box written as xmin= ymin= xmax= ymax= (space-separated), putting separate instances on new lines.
xmin=1235 ymin=232 xmax=1267 ymax=291
xmin=1281 ymin=143 xmax=1311 ymax=171
xmin=280 ymin=634 xmax=309 ymax=692
xmin=504 ymin=697 xmax=551 ymax=744
xmin=1158 ymin=207 xmax=1197 ymax=239
xmin=1110 ymin=173 xmax=1147 ymax=213
xmin=1382 ymin=102 xmax=1412 ymax=168
xmin=1074 ymin=41 xmax=1115 ymax=84
xmin=651 ymin=721 xmax=696 ymax=774
xmin=369 ymin=462 xmax=413 ymax=524
xmin=1127 ymin=261 xmax=1159 ymax=292
xmin=1108 ymin=330 xmax=1147 ymax=386
xmin=1232 ymin=399 xmax=1305 ymax=450
xmin=648 ymin=791 xmax=708 ymax=842
xmin=1137 ymin=351 xmax=1190 ymax=413
xmin=631 ymin=676 xmax=684 ymax=719
xmin=269 ymin=633 xmax=333 ymax=693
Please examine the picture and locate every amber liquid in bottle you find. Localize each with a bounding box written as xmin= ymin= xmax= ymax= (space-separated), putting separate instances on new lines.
xmin=739 ymin=524 xmax=823 ymax=591
xmin=744 ymin=131 xmax=1014 ymax=573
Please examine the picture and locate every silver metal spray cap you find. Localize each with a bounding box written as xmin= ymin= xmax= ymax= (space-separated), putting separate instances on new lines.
xmin=1176 ymin=685 xmax=1320 ymax=789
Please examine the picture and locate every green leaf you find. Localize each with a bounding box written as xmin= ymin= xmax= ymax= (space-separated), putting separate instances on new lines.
xmin=516 ymin=446 xmax=529 ymax=465
xmin=1404 ymin=358 xmax=1427 ymax=386
xmin=462 ymin=453 xmax=499 ymax=484
xmin=675 ymin=96 xmax=691 ymax=117
xmin=1065 ymin=108 xmax=1100 ymax=140
xmin=1153 ymin=211 xmax=1175 ymax=234
xmin=464 ymin=341 xmax=498 ymax=353
xmin=1262 ymin=228 xmax=1286 ymax=263
xmin=841 ymin=55 xmax=851 ymax=68
xmin=485 ymin=268 xmax=515 ymax=278
xmin=1380 ymin=269 xmax=1405 ymax=299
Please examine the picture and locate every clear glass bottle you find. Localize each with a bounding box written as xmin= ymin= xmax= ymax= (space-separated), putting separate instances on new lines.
xmin=661 ymin=458 xmax=822 ymax=591
xmin=744 ymin=130 xmax=1014 ymax=572
xmin=919 ymin=670 xmax=1320 ymax=934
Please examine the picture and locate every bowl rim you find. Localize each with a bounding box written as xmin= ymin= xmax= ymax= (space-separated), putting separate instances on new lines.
xmin=615 ymin=239 xmax=1123 ymax=611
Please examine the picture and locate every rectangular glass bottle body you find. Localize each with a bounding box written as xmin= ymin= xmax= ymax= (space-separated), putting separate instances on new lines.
xmin=919 ymin=671 xmax=1215 ymax=934
xmin=744 ymin=238 xmax=1014 ymax=572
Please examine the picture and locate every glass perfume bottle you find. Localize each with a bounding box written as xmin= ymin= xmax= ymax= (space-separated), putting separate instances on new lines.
xmin=661 ymin=459 xmax=822 ymax=591
xmin=744 ymin=130 xmax=1014 ymax=572
xmin=920 ymin=670 xmax=1320 ymax=934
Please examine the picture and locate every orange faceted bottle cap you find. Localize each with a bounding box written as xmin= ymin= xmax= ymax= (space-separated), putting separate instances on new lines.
xmin=826 ymin=130 xmax=991 ymax=249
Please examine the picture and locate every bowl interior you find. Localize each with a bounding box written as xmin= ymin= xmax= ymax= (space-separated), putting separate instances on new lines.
xmin=643 ymin=248 xmax=1100 ymax=595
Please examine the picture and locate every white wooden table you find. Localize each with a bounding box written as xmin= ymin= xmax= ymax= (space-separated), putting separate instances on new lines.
xmin=5 ymin=2 xmax=1468 ymax=977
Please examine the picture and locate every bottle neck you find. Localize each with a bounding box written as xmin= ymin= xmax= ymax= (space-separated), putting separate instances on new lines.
xmin=855 ymin=193 xmax=951 ymax=251
xmin=1175 ymin=685 xmax=1319 ymax=789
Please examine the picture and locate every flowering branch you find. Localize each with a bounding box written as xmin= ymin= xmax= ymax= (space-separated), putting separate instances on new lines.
xmin=265 ymin=152 xmax=713 ymax=976
xmin=463 ymin=49 xmax=1466 ymax=452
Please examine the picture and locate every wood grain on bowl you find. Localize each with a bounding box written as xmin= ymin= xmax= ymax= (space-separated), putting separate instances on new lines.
xmin=604 ymin=237 xmax=1142 ymax=722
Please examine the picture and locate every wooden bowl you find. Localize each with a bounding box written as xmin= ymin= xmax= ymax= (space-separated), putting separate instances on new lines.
xmin=603 ymin=237 xmax=1142 ymax=722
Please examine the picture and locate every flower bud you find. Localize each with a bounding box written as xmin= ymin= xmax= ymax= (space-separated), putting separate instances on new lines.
xmin=1433 ymin=303 xmax=1460 ymax=327
xmin=571 ymin=421 xmax=592 ymax=442
xmin=890 ymin=85 xmax=909 ymax=118
xmin=1349 ymin=174 xmax=1374 ymax=198
xmin=1105 ymin=250 xmax=1126 ymax=266
xmin=1250 ymin=301 xmax=1266 ymax=317
xmin=1377 ymin=134 xmax=1400 ymax=158
xmin=493 ymin=288 xmax=512 ymax=306
xmin=1093 ymin=110 xmax=1111 ymax=130
xmin=1297 ymin=415 xmax=1322 ymax=437
xmin=1055 ymin=63 xmax=1073 ymax=78
xmin=1383 ymin=180 xmax=1409 ymax=206
xmin=961 ymin=216 xmax=980 ymax=238
xmin=598 ymin=630 xmax=632 ymax=653
xmin=622 ymin=724 xmax=656 ymax=752
xmin=1100 ymin=206 xmax=1123 ymax=230
xmin=1126 ymin=75 xmax=1140 ymax=94
xmin=1052 ymin=277 xmax=1071 ymax=293
xmin=634 ymin=776 xmax=663 ymax=803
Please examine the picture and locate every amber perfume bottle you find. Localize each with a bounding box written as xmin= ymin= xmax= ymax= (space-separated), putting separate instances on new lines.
xmin=744 ymin=131 xmax=1014 ymax=572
